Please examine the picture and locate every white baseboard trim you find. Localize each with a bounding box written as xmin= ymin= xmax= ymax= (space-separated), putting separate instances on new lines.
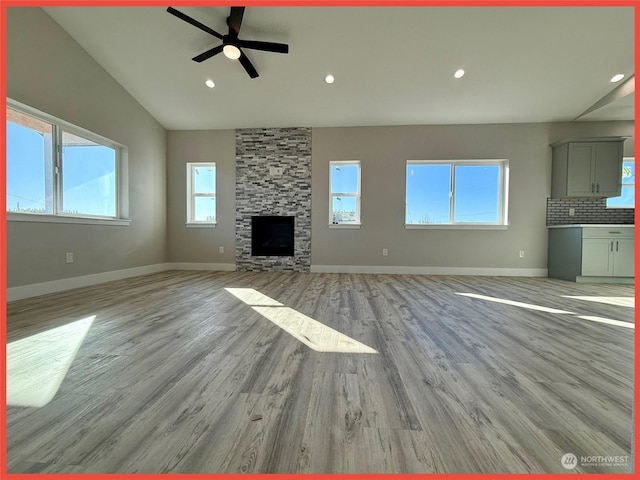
xmin=310 ymin=265 xmax=548 ymax=277
xmin=6 ymin=263 xmax=170 ymax=302
xmin=7 ymin=262 xmax=239 ymax=302
xmin=166 ymin=262 xmax=237 ymax=271
xmin=7 ymin=263 xmax=545 ymax=302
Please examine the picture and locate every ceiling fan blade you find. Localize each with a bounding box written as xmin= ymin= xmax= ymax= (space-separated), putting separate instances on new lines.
xmin=238 ymin=51 xmax=259 ymax=78
xmin=227 ymin=7 xmax=245 ymax=36
xmin=238 ymin=39 xmax=289 ymax=54
xmin=167 ymin=7 xmax=223 ymax=40
xmin=192 ymin=45 xmax=224 ymax=63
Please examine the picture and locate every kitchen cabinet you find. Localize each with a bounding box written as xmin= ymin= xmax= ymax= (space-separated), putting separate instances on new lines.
xmin=612 ymin=238 xmax=635 ymax=277
xmin=581 ymin=226 xmax=635 ymax=277
xmin=548 ymin=225 xmax=634 ymax=283
xmin=551 ymin=137 xmax=626 ymax=198
xmin=581 ymin=237 xmax=612 ymax=276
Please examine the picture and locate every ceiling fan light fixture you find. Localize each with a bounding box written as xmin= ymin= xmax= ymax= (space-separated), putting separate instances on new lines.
xmin=610 ymin=73 xmax=625 ymax=83
xmin=223 ymin=44 xmax=241 ymax=60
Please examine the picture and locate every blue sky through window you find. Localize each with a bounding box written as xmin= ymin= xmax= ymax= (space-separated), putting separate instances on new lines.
xmin=406 ymin=164 xmax=451 ymax=224
xmin=606 ymin=159 xmax=635 ymax=208
xmin=406 ymin=162 xmax=504 ymax=224
xmin=330 ymin=164 xmax=359 ymax=193
xmin=193 ymin=165 xmax=215 ymax=194
xmin=454 ymin=165 xmax=500 ymax=222
xmin=7 ymin=122 xmax=52 ymax=213
xmin=62 ymin=136 xmax=116 ymax=217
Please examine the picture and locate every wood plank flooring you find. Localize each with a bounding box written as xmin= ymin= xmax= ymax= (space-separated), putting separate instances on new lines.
xmin=5 ymin=271 xmax=635 ymax=473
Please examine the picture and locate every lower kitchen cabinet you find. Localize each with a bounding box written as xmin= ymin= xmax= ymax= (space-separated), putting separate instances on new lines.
xmin=548 ymin=225 xmax=634 ymax=283
xmin=611 ymin=238 xmax=635 ymax=277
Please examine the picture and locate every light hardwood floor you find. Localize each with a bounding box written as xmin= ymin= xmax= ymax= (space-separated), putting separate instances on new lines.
xmin=5 ymin=271 xmax=635 ymax=473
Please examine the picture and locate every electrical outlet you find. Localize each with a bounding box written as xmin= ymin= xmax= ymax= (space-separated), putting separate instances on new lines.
xmin=569 ymin=208 xmax=575 ymax=217
xmin=382 ymin=248 xmax=388 ymax=256
xmin=65 ymin=252 xmax=74 ymax=263
xmin=519 ymin=250 xmax=525 ymax=258
xmin=219 ymin=246 xmax=224 ymax=254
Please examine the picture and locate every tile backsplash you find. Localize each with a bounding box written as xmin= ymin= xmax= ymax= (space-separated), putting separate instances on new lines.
xmin=546 ymin=198 xmax=634 ymax=225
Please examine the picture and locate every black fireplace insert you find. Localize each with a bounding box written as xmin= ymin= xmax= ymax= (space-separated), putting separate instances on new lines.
xmin=251 ymin=216 xmax=295 ymax=256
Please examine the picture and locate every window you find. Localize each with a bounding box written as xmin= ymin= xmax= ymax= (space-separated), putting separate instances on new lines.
xmin=61 ymin=131 xmax=117 ymax=217
xmin=187 ymin=163 xmax=216 ymax=224
xmin=405 ymin=160 xmax=509 ymax=227
xmin=606 ymin=158 xmax=634 ymax=208
xmin=6 ymin=100 xmax=126 ymax=221
xmin=6 ymin=109 xmax=54 ymax=214
xmin=329 ymin=161 xmax=361 ymax=225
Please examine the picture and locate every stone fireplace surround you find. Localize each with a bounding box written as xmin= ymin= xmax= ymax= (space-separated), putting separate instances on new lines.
xmin=235 ymin=127 xmax=311 ymax=272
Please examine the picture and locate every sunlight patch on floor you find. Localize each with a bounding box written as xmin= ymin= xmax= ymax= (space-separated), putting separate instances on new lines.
xmin=576 ymin=315 xmax=634 ymax=329
xmin=457 ymin=293 xmax=633 ymax=329
xmin=455 ymin=293 xmax=574 ymax=314
xmin=225 ymin=288 xmax=284 ymax=306
xmin=225 ymin=288 xmax=377 ymax=354
xmin=562 ymin=296 xmax=635 ymax=308
xmin=7 ymin=315 xmax=95 ymax=407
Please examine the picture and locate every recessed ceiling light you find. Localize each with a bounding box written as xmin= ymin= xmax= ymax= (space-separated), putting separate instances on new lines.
xmin=205 ymin=79 xmax=215 ymax=88
xmin=610 ymin=73 xmax=625 ymax=83
xmin=454 ymin=69 xmax=465 ymax=79
xmin=325 ymin=74 xmax=335 ymax=84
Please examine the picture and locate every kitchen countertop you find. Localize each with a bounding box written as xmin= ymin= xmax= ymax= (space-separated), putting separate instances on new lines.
xmin=547 ymin=224 xmax=635 ymax=229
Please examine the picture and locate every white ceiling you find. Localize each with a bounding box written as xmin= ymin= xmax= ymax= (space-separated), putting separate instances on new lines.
xmin=43 ymin=6 xmax=635 ymax=130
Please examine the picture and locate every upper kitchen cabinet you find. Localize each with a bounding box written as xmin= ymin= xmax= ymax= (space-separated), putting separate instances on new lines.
xmin=550 ymin=137 xmax=627 ymax=198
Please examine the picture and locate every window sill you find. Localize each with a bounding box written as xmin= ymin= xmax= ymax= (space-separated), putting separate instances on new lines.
xmin=186 ymin=223 xmax=216 ymax=228
xmin=7 ymin=213 xmax=131 ymax=226
xmin=405 ymin=224 xmax=508 ymax=230
xmin=329 ymin=223 xmax=361 ymax=229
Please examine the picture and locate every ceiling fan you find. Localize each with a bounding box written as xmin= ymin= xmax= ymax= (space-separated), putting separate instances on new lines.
xmin=167 ymin=6 xmax=289 ymax=79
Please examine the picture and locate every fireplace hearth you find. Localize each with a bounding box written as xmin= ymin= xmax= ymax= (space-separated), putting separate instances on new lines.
xmin=251 ymin=216 xmax=295 ymax=256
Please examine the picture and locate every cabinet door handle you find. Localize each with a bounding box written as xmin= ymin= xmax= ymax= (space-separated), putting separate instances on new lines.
xmin=611 ymin=241 xmax=614 ymax=252
xmin=591 ymin=183 xmax=595 ymax=193
xmin=596 ymin=183 xmax=600 ymax=193
xmin=616 ymin=241 xmax=619 ymax=251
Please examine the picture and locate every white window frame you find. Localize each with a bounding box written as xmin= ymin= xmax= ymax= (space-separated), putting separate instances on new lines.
xmin=329 ymin=160 xmax=361 ymax=228
xmin=6 ymin=98 xmax=129 ymax=226
xmin=405 ymin=159 xmax=509 ymax=229
xmin=606 ymin=157 xmax=634 ymax=209
xmin=186 ymin=162 xmax=216 ymax=227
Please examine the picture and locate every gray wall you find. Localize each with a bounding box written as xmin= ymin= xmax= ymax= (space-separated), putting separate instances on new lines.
xmin=166 ymin=130 xmax=236 ymax=264
xmin=6 ymin=8 xmax=167 ymax=287
xmin=311 ymin=121 xmax=634 ymax=270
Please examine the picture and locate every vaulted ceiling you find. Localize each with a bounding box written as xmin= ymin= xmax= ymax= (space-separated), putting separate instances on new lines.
xmin=43 ymin=6 xmax=634 ymax=130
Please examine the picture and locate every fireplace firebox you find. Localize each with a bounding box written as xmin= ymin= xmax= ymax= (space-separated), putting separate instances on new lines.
xmin=251 ymin=216 xmax=295 ymax=256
